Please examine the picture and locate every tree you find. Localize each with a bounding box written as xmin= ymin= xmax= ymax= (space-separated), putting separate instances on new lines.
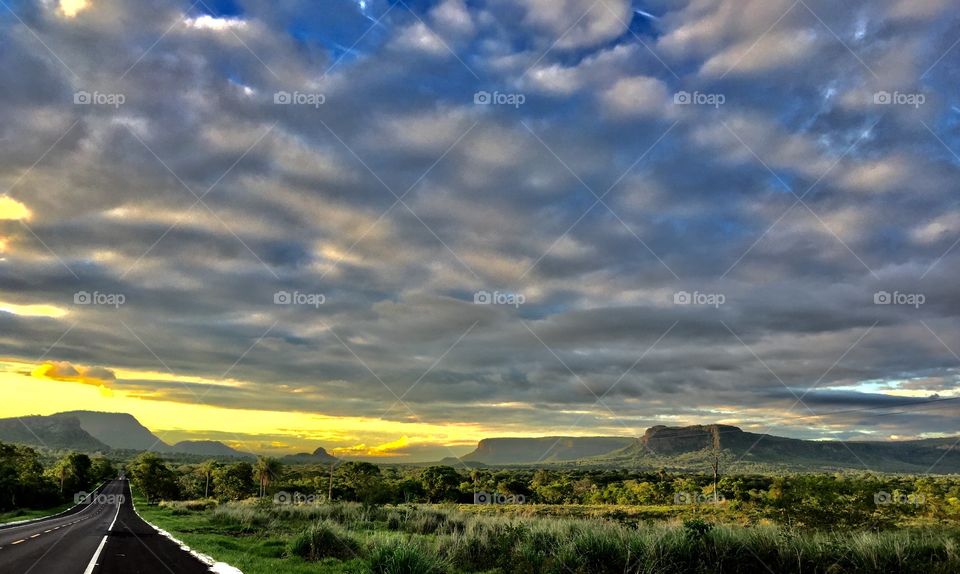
xmin=90 ymin=458 xmax=116 ymax=483
xmin=129 ymin=453 xmax=179 ymax=503
xmin=421 ymin=466 xmax=461 ymax=502
xmin=0 ymin=443 xmax=57 ymax=510
xmin=254 ymin=457 xmax=283 ymax=498
xmin=49 ymin=453 xmax=92 ymax=498
xmin=337 ymin=461 xmax=386 ymax=504
xmin=199 ymin=460 xmax=218 ymax=498
xmin=51 ymin=458 xmax=70 ymax=497
xmin=213 ymin=462 xmax=255 ymax=501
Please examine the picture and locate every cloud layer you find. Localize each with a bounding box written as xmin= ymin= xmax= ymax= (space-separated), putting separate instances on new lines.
xmin=1 ymin=0 xmax=960 ymax=458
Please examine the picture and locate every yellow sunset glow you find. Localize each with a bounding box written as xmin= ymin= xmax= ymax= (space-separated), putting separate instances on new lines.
xmin=59 ymin=0 xmax=90 ymax=17
xmin=0 ymin=360 xmax=485 ymax=457
xmin=0 ymin=301 xmax=67 ymax=318
xmin=0 ymin=197 xmax=31 ymax=220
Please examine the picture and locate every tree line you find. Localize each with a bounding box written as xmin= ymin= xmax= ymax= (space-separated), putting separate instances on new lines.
xmin=6 ymin=442 xmax=960 ymax=530
xmin=127 ymin=453 xmax=960 ymax=528
xmin=0 ymin=443 xmax=116 ymax=511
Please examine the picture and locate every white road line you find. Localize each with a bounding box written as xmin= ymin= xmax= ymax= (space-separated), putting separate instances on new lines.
xmin=29 ymin=534 xmax=40 ymax=538
xmin=82 ymin=484 xmax=123 ymax=574
xmin=11 ymin=539 xmax=24 ymax=545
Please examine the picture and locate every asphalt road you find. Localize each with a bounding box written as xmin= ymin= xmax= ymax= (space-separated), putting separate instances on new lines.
xmin=0 ymin=479 xmax=213 ymax=574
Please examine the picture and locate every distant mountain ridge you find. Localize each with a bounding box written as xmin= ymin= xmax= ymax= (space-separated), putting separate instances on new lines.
xmin=2 ymin=412 xmax=957 ymax=472
xmin=0 ymin=415 xmax=110 ymax=451
xmin=461 ymin=436 xmax=635 ymax=464
xmin=604 ymin=424 xmax=960 ymax=473
xmin=0 ymin=411 xmax=248 ymax=457
xmin=458 ymin=424 xmax=960 ymax=473
xmin=53 ymin=410 xmax=168 ymax=451
xmin=281 ymin=446 xmax=339 ymax=464
xmin=169 ymin=440 xmax=248 ymax=457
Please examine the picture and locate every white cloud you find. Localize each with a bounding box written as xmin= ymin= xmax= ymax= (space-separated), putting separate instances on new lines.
xmin=431 ymin=0 xmax=475 ymax=37
xmin=515 ymin=0 xmax=632 ymax=49
xmin=700 ymin=28 xmax=819 ymax=76
xmin=184 ymin=15 xmax=248 ymax=32
xmin=392 ymin=21 xmax=450 ymax=56
xmin=600 ymin=76 xmax=669 ymax=117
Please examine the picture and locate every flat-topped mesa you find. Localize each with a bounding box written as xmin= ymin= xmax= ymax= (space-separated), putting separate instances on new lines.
xmin=462 ymin=436 xmax=635 ymax=464
xmin=641 ymin=424 xmax=744 ymax=454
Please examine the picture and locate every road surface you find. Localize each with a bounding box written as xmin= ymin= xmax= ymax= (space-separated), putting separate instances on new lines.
xmin=0 ymin=479 xmax=213 ymax=573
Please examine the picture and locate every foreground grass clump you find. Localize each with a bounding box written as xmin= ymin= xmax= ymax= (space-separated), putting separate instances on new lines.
xmin=368 ymin=537 xmax=449 ymax=574
xmin=159 ymin=499 xmax=218 ymax=514
xmin=135 ymin=495 xmax=960 ymax=574
xmin=288 ymin=519 xmax=362 ymax=561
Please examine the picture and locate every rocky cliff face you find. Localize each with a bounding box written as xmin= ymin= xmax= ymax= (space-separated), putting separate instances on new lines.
xmin=53 ymin=411 xmax=170 ymax=451
xmin=0 ymin=415 xmax=109 ymax=451
xmin=640 ymin=424 xmax=745 ymax=454
xmin=462 ymin=436 xmax=635 ymax=464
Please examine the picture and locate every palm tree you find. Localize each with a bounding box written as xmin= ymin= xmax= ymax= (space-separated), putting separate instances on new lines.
xmin=53 ymin=459 xmax=71 ymax=496
xmin=199 ymin=460 xmax=217 ymax=498
xmin=254 ymin=457 xmax=283 ymax=499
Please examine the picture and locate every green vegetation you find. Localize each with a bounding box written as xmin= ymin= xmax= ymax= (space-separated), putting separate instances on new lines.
xmin=135 ymin=497 xmax=960 ymax=574
xmin=0 ymin=502 xmax=73 ymax=523
xmin=122 ymin=453 xmax=960 ymax=573
xmin=5 ymin=439 xmax=960 ymax=572
xmin=0 ymin=442 xmax=115 ymax=516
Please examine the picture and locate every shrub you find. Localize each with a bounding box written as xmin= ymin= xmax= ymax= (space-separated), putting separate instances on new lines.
xmin=368 ymin=538 xmax=448 ymax=574
xmin=209 ymin=504 xmax=269 ymax=530
xmin=445 ymin=519 xmax=527 ymax=570
xmin=386 ymin=511 xmax=404 ymax=531
xmin=682 ymin=518 xmax=714 ymax=541
xmin=404 ymin=509 xmax=448 ymax=534
xmin=556 ymin=526 xmax=630 ymax=574
xmin=159 ymin=499 xmax=217 ymax=513
xmin=287 ymin=519 xmax=362 ymax=561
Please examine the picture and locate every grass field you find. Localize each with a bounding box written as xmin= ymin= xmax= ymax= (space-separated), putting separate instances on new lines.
xmin=0 ymin=502 xmax=73 ymax=526
xmin=132 ymin=493 xmax=960 ymax=574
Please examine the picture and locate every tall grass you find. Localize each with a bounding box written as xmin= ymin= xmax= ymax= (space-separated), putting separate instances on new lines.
xmin=367 ymin=536 xmax=449 ymax=574
xmin=189 ymin=501 xmax=960 ymax=573
xmin=287 ymin=519 xmax=362 ymax=561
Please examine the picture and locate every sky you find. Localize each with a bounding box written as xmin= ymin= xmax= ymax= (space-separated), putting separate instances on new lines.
xmin=0 ymin=0 xmax=959 ymax=462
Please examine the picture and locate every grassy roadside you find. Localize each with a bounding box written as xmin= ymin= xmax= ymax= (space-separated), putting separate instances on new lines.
xmin=131 ymin=491 xmax=362 ymax=574
xmin=129 ymin=494 xmax=960 ymax=574
xmin=0 ymin=502 xmax=73 ymax=525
